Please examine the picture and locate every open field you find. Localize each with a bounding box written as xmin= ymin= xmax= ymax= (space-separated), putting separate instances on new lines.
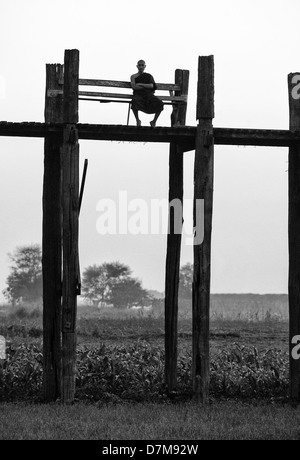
xmin=0 ymin=294 xmax=296 ymax=439
xmin=0 ymin=294 xmax=289 ymax=353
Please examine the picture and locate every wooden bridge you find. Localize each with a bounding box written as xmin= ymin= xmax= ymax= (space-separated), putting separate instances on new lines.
xmin=1 ymin=49 xmax=300 ymax=405
xmin=1 ymin=121 xmax=300 ymax=147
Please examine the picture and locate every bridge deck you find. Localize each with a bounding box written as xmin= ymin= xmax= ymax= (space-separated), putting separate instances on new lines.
xmin=0 ymin=121 xmax=299 ymax=150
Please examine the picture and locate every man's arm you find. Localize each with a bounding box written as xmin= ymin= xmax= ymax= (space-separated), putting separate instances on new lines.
xmin=138 ymin=83 xmax=154 ymax=89
xmin=130 ymin=74 xmax=154 ymax=90
xmin=131 ymin=74 xmax=143 ymax=90
xmin=141 ymin=74 xmax=156 ymax=90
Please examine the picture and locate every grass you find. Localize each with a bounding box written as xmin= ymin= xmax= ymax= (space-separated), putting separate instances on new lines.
xmin=0 ymin=400 xmax=299 ymax=440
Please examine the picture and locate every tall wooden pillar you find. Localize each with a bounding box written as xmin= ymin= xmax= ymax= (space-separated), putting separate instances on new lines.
xmin=288 ymin=72 xmax=300 ymax=402
xmin=165 ymin=69 xmax=189 ymax=391
xmin=61 ymin=49 xmax=80 ymax=403
xmin=192 ymin=56 xmax=214 ymax=402
xmin=42 ymin=63 xmax=63 ymax=401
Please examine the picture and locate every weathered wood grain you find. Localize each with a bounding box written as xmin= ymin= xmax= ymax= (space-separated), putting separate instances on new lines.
xmin=78 ymin=90 xmax=187 ymax=102
xmin=79 ymin=78 xmax=181 ymax=91
xmin=2 ymin=122 xmax=300 ymax=147
xmin=42 ymin=63 xmax=63 ymax=401
xmin=288 ymin=72 xmax=300 ymax=402
xmin=165 ymin=69 xmax=189 ymax=392
xmin=193 ymin=56 xmax=214 ymax=403
xmin=61 ymin=50 xmax=80 ymax=404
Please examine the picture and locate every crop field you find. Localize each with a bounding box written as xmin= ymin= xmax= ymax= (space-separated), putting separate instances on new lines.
xmin=0 ymin=294 xmax=290 ymax=403
xmin=1 ymin=294 xmax=299 ymax=440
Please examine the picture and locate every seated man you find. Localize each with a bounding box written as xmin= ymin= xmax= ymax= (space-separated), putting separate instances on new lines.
xmin=130 ymin=60 xmax=164 ymax=127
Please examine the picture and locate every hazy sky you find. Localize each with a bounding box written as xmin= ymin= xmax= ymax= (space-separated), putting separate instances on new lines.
xmin=0 ymin=0 xmax=298 ymax=297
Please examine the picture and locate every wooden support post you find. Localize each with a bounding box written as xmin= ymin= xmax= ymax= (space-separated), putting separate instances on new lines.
xmin=192 ymin=56 xmax=214 ymax=402
xmin=42 ymin=63 xmax=63 ymax=401
xmin=61 ymin=49 xmax=80 ymax=404
xmin=288 ymin=72 xmax=300 ymax=402
xmin=165 ymin=69 xmax=189 ymax=392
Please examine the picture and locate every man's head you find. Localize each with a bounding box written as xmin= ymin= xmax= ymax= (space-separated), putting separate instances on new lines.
xmin=137 ymin=60 xmax=146 ymax=73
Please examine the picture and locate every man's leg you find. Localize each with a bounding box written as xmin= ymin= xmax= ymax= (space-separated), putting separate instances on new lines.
xmin=132 ymin=106 xmax=141 ymax=126
xmin=150 ymin=110 xmax=162 ymax=127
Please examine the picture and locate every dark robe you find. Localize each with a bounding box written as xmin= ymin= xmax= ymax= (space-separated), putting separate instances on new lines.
xmin=131 ymin=72 xmax=164 ymax=114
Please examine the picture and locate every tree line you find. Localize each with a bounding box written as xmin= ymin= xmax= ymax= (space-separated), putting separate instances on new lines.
xmin=2 ymin=244 xmax=193 ymax=307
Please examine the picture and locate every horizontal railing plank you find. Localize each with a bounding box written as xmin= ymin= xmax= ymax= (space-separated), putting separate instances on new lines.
xmin=79 ymin=79 xmax=181 ymax=91
xmin=78 ymin=97 xmax=174 ymax=105
xmin=78 ymin=91 xmax=187 ymax=102
xmin=47 ymin=89 xmax=187 ymax=102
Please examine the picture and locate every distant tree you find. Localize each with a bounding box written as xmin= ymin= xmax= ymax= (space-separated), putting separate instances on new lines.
xmin=82 ymin=261 xmax=150 ymax=308
xmin=110 ymin=276 xmax=150 ymax=309
xmin=3 ymin=244 xmax=42 ymax=304
xmin=104 ymin=261 xmax=130 ymax=280
xmin=81 ymin=264 xmax=109 ymax=305
xmin=179 ymin=262 xmax=193 ymax=300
